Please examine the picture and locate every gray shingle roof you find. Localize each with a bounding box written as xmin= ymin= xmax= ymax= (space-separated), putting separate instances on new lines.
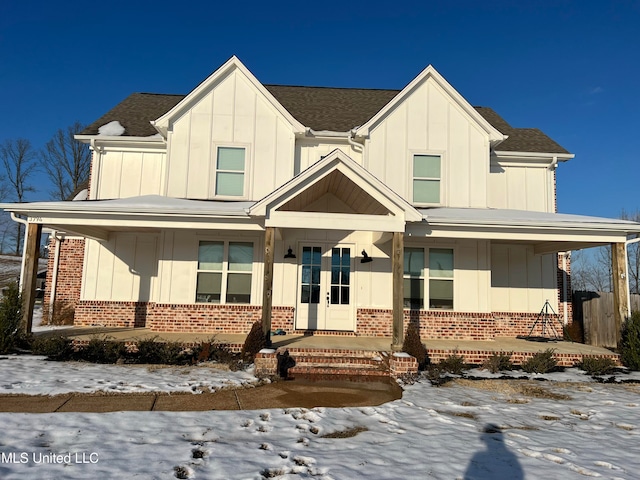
xmin=80 ymin=87 xmax=569 ymax=154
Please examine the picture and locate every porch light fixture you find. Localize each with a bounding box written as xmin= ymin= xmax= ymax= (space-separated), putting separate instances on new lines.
xmin=360 ymin=250 xmax=373 ymax=263
xmin=284 ymin=247 xmax=296 ymax=259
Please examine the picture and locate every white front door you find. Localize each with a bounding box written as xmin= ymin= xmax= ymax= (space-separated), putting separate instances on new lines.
xmin=296 ymin=243 xmax=355 ymax=331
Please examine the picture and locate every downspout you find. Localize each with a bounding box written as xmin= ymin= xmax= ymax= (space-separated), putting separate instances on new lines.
xmin=48 ymin=232 xmax=62 ymax=323
xmin=348 ymin=128 xmax=364 ymax=154
xmin=625 ymin=235 xmax=640 ymax=318
xmin=10 ymin=213 xmax=29 ymax=291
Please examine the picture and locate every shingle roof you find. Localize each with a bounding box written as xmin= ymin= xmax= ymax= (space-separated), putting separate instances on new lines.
xmin=80 ymin=87 xmax=569 ymax=154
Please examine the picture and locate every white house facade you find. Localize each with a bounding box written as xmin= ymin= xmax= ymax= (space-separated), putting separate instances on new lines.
xmin=4 ymin=56 xmax=640 ymax=349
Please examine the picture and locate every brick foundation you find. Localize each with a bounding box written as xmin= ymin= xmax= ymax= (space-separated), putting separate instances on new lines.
xmin=74 ymin=301 xmax=295 ymax=333
xmin=357 ymin=308 xmax=566 ymax=340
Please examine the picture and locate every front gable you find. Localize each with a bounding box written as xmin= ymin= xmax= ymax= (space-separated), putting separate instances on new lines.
xmin=358 ymin=66 xmax=505 ymax=210
xmin=156 ymin=56 xmax=304 ymax=201
xmin=249 ymin=149 xmax=422 ymax=232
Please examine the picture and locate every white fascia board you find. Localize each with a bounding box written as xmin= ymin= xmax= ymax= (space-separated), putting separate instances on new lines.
xmin=493 ymin=151 xmax=575 ymax=162
xmin=355 ymin=65 xmax=504 ymax=142
xmin=425 ymin=219 xmax=640 ymax=234
xmin=151 ymin=56 xmax=305 ymax=135
xmin=75 ymin=135 xmax=166 ymax=151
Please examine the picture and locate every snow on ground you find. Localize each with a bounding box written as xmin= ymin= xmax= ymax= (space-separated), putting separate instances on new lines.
xmin=1 ymin=356 xmax=640 ymax=479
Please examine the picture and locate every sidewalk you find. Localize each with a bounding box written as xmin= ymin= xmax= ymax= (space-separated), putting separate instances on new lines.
xmin=0 ymin=377 xmax=403 ymax=413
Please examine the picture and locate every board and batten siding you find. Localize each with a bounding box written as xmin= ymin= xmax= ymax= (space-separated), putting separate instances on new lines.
xmin=94 ymin=149 xmax=164 ymax=200
xmin=82 ymin=234 xmax=159 ymax=301
xmin=295 ymin=140 xmax=363 ymax=175
xmin=165 ymin=69 xmax=296 ymax=201
xmin=365 ymin=78 xmax=490 ymax=208
xmin=488 ymin=162 xmax=555 ymax=212
xmin=490 ymin=243 xmax=557 ymax=312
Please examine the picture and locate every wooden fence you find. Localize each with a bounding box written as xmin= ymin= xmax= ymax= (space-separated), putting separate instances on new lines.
xmin=572 ymin=291 xmax=640 ymax=348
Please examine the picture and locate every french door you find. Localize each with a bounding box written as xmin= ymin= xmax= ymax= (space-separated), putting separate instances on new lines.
xmin=296 ymin=243 xmax=355 ymax=331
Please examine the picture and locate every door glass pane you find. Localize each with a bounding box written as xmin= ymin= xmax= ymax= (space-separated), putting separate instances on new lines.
xmin=310 ymin=285 xmax=320 ymax=304
xmin=302 ymin=266 xmax=311 ymax=284
xmin=413 ymin=179 xmax=440 ymax=203
xmin=430 ymin=249 xmax=454 ymax=278
xmin=216 ymin=172 xmax=244 ymax=196
xmin=413 ymin=154 xmax=440 ymax=178
xmin=302 ymin=247 xmax=311 ymax=264
xmin=311 ymin=266 xmax=320 ymax=284
xmin=228 ymin=242 xmax=253 ymax=271
xmin=429 ymin=279 xmax=453 ymax=309
xmin=341 ymin=286 xmax=349 ymax=305
xmin=332 ymin=248 xmax=340 ymax=266
xmin=301 ymin=285 xmax=310 ymax=303
xmin=404 ymin=248 xmax=424 ymax=276
xmin=331 ymin=285 xmax=339 ymax=304
xmin=226 ymin=273 xmax=251 ymax=303
xmin=217 ymin=147 xmax=245 ymax=171
xmin=341 ymin=267 xmax=350 ymax=285
xmin=312 ymin=247 xmax=321 ymax=264
xmin=331 ymin=268 xmax=340 ymax=284
xmin=198 ymin=242 xmax=223 ymax=270
xmin=196 ymin=272 xmax=221 ymax=303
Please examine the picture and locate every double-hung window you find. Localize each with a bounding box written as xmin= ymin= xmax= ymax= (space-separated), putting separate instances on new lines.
xmin=215 ymin=147 xmax=245 ymax=197
xmin=403 ymin=247 xmax=454 ymax=310
xmin=413 ymin=154 xmax=441 ymax=204
xmin=196 ymin=241 xmax=253 ymax=304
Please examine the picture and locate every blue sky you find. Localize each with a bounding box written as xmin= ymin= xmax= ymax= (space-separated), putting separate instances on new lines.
xmin=1 ymin=0 xmax=638 ymax=218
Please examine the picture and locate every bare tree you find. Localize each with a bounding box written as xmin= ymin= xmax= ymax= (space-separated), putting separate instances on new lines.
xmin=41 ymin=122 xmax=91 ymax=200
xmin=571 ymin=248 xmax=612 ymax=292
xmin=0 ymin=138 xmax=36 ymax=254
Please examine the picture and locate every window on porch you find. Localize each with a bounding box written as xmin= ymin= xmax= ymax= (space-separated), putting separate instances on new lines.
xmin=403 ymin=247 xmax=454 ymax=310
xmin=196 ymin=241 xmax=253 ymax=304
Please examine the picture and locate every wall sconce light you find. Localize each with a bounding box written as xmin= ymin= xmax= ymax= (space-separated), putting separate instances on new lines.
xmin=360 ymin=249 xmax=373 ymax=263
xmin=284 ymin=247 xmax=296 ymax=259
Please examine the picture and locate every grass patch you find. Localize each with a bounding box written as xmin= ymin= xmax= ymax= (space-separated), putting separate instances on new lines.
xmin=540 ymin=415 xmax=561 ymax=421
xmin=320 ymin=426 xmax=369 ymax=439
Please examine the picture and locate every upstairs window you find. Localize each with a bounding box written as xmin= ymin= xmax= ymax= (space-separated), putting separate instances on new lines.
xmin=215 ymin=147 xmax=245 ymax=197
xmin=196 ymin=241 xmax=253 ymax=304
xmin=413 ymin=154 xmax=441 ymax=204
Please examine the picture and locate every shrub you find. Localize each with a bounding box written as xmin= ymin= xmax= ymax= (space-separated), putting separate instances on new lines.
xmin=190 ymin=338 xmax=242 ymax=370
xmin=0 ymin=282 xmax=24 ymax=354
xmin=402 ymin=322 xmax=429 ymax=370
xmin=620 ymin=312 xmax=640 ymax=371
xmin=482 ymin=353 xmax=513 ymax=373
xmin=31 ymin=335 xmax=76 ymax=360
xmin=522 ymin=348 xmax=558 ymax=374
xmin=135 ymin=337 xmax=186 ymax=364
xmin=241 ymin=321 xmax=266 ymax=362
xmin=578 ymin=356 xmax=617 ymax=376
xmin=80 ymin=336 xmax=128 ymax=363
xmin=438 ymin=352 xmax=467 ymax=375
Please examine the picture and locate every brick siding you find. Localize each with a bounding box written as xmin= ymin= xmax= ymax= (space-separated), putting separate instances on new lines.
xmin=43 ymin=238 xmax=85 ymax=323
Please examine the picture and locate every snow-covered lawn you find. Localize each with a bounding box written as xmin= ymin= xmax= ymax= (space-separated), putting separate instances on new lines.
xmin=1 ymin=355 xmax=639 ymax=479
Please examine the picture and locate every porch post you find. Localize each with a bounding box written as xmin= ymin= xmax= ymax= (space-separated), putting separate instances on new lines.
xmin=261 ymin=226 xmax=275 ymax=347
xmin=612 ymin=242 xmax=629 ymax=344
xmin=391 ymin=231 xmax=404 ymax=351
xmin=21 ymin=223 xmax=42 ymax=334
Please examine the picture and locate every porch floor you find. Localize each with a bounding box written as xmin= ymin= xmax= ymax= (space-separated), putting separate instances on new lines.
xmin=39 ymin=326 xmax=615 ymax=359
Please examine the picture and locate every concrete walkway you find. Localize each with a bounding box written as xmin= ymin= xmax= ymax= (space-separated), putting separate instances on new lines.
xmin=0 ymin=378 xmax=403 ymax=413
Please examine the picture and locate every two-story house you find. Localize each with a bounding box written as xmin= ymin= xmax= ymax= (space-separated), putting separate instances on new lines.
xmin=5 ymin=56 xmax=639 ymax=350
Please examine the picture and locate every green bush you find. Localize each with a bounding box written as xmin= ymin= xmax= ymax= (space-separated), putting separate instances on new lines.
xmin=0 ymin=282 xmax=24 ymax=354
xmin=522 ymin=348 xmax=558 ymax=374
xmin=81 ymin=337 xmax=128 ymax=364
xmin=620 ymin=312 xmax=640 ymax=371
xmin=482 ymin=353 xmax=513 ymax=373
xmin=578 ymin=356 xmax=617 ymax=376
xmin=190 ymin=338 xmax=242 ymax=369
xmin=31 ymin=335 xmax=76 ymax=360
xmin=135 ymin=337 xmax=186 ymax=364
xmin=241 ymin=321 xmax=266 ymax=362
xmin=402 ymin=322 xmax=429 ymax=370
xmin=438 ymin=352 xmax=467 ymax=375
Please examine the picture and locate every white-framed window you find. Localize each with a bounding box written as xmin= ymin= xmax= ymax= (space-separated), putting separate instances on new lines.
xmin=403 ymin=247 xmax=454 ymax=310
xmin=215 ymin=146 xmax=246 ymax=197
xmin=196 ymin=240 xmax=253 ymax=304
xmin=412 ymin=154 xmax=441 ymax=204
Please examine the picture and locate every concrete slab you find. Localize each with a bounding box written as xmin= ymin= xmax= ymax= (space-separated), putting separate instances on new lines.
xmin=56 ymin=393 xmax=156 ymax=412
xmin=153 ymin=390 xmax=241 ymax=411
xmin=0 ymin=394 xmax=72 ymax=413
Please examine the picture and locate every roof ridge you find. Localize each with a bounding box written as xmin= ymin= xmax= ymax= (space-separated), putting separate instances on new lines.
xmin=265 ymin=84 xmax=401 ymax=93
